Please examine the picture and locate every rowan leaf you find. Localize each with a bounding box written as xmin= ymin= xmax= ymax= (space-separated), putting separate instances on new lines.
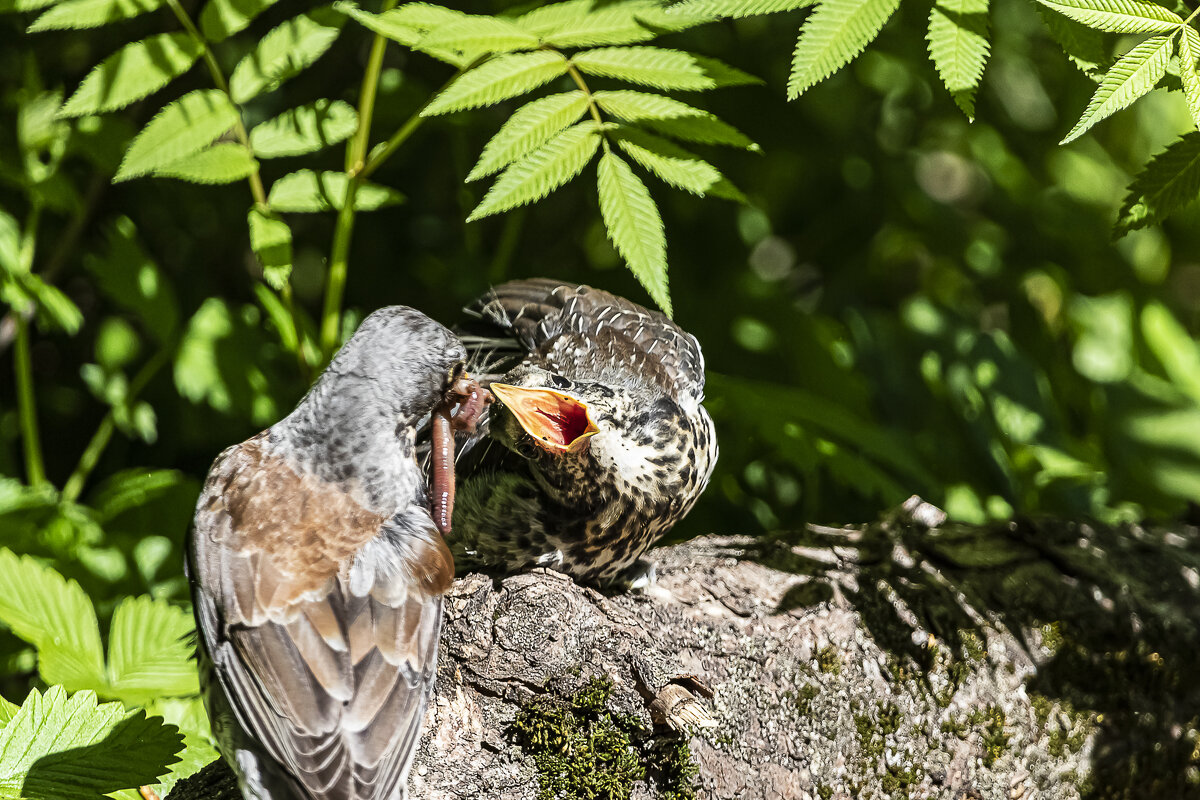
xmin=268 ymin=170 xmax=403 ymax=212
xmin=1034 ymin=3 xmax=1108 ymax=76
xmin=229 ymin=6 xmax=344 ymax=104
xmin=153 ymin=143 xmax=258 ymax=184
xmin=788 ymin=0 xmax=903 ymax=98
xmin=199 ymin=0 xmax=280 ymax=41
xmin=597 ymin=151 xmax=670 ymax=315
xmin=422 ymin=51 xmax=570 ymax=116
xmin=468 ymin=91 xmax=590 ymax=181
xmin=1179 ymin=26 xmax=1200 ymax=130
xmin=59 ymin=33 xmax=201 ymax=118
xmin=334 ymin=2 xmax=473 ymax=66
xmin=248 ymin=207 xmax=292 ymax=289
xmin=249 ymin=99 xmax=358 ymax=158
xmin=468 ymin=122 xmax=601 ymax=221
xmin=1061 ymin=34 xmax=1172 ymax=144
xmin=115 ymin=90 xmax=239 ymax=182
xmin=1114 ymin=131 xmax=1200 ymax=234
xmin=667 ymin=0 xmax=816 ymax=18
xmin=28 ymin=0 xmax=164 ymax=32
xmin=520 ymin=0 xmax=711 ymax=47
xmin=592 ymin=93 xmax=762 ymax=149
xmin=0 ymin=0 xmax=57 ymax=13
xmin=615 ymin=128 xmax=743 ymax=200
xmin=927 ymin=0 xmax=990 ymax=119
xmin=572 ymin=46 xmax=759 ymax=90
xmin=105 ymin=595 xmax=198 ymax=703
xmin=419 ymin=15 xmax=541 ymax=55
xmin=1034 ymin=0 xmax=1181 ymax=34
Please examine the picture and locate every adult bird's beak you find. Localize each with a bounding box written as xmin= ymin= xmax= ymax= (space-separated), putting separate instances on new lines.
xmin=489 ymin=383 xmax=599 ymax=454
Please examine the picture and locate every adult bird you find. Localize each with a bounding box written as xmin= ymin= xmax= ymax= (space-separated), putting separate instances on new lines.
xmin=188 ymin=307 xmax=484 ymax=800
xmin=447 ymin=279 xmax=717 ymax=587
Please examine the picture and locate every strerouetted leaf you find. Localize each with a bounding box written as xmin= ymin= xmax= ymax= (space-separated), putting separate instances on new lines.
xmin=423 ymin=51 xmax=570 ymax=116
xmin=468 ymin=122 xmax=601 ymax=220
xmin=572 ymin=46 xmax=758 ymax=90
xmin=59 ymin=33 xmax=202 ymax=118
xmin=249 ymin=99 xmax=358 ymax=158
xmin=28 ymin=0 xmax=164 ymax=31
xmin=596 ymin=150 xmax=671 ymax=315
xmin=248 ymin=206 xmax=293 ymax=289
xmin=1061 ymin=34 xmax=1172 ymax=144
xmin=1034 ymin=0 xmax=1181 ymax=34
xmin=115 ymin=89 xmax=239 ymax=182
xmin=153 ymin=143 xmax=258 ymax=184
xmin=268 ymin=170 xmax=403 ymax=212
xmin=788 ymin=0 xmax=903 ymax=98
xmin=467 ymin=91 xmax=590 ymax=181
xmin=199 ymin=0 xmax=280 ymax=41
xmin=229 ymin=6 xmax=344 ymax=104
xmin=1115 ymin=132 xmax=1200 ymax=234
xmin=927 ymin=0 xmax=990 ymax=119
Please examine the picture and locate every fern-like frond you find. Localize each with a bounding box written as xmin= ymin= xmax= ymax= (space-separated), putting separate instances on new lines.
xmin=419 ymin=16 xmax=541 ymax=56
xmin=572 ymin=46 xmax=758 ymax=90
xmin=59 ymin=32 xmax=202 ymax=118
xmin=28 ymin=0 xmax=163 ymax=31
xmin=423 ymin=51 xmax=570 ymax=116
xmin=1180 ymin=26 xmax=1200 ymax=130
xmin=597 ymin=150 xmax=671 ymax=315
xmin=115 ymin=89 xmax=239 ymax=182
xmin=788 ymin=0 xmax=901 ymax=98
xmin=593 ymin=90 xmax=761 ymax=149
xmin=667 ymin=0 xmax=815 ymax=19
xmin=616 ymin=128 xmax=746 ymax=200
xmin=1115 ymin=132 xmax=1200 ymax=233
xmin=1034 ymin=0 xmax=1181 ymax=34
xmin=467 ymin=91 xmax=590 ymax=181
xmin=927 ymin=0 xmax=990 ymax=119
xmin=229 ymin=6 xmax=344 ymax=104
xmin=1061 ymin=34 xmax=1172 ymax=144
xmin=468 ymin=122 xmax=601 ymax=220
xmin=335 ymin=2 xmax=471 ymax=66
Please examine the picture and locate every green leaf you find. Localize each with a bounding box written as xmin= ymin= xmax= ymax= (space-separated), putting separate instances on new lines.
xmin=229 ymin=6 xmax=344 ymax=104
xmin=153 ymin=143 xmax=258 ymax=184
xmin=788 ymin=0 xmax=901 ymax=98
xmin=1142 ymin=301 xmax=1200 ymax=405
xmin=468 ymin=122 xmax=601 ymax=221
xmin=467 ymin=91 xmax=589 ymax=181
xmin=593 ymin=89 xmax=760 ymax=150
xmin=0 ymin=549 xmax=106 ymax=691
xmin=59 ymin=33 xmax=202 ymax=118
xmin=0 ymin=0 xmax=57 ymax=13
xmin=1061 ymin=34 xmax=1172 ymax=144
xmin=615 ymin=128 xmax=744 ymax=200
xmin=596 ymin=150 xmax=670 ymax=315
xmin=84 ymin=217 xmax=179 ymax=339
xmin=1034 ymin=4 xmax=1108 ymax=76
xmin=572 ymin=46 xmax=759 ymax=90
xmin=927 ymin=0 xmax=990 ymax=119
xmin=1114 ymin=131 xmax=1200 ymax=233
xmin=115 ymin=89 xmax=239 ymax=182
xmin=667 ymin=0 xmax=816 ymax=17
xmin=422 ymin=51 xmax=570 ymax=116
xmin=199 ymin=0 xmax=279 ymax=41
xmin=106 ymin=595 xmax=198 ymax=703
xmin=1179 ymin=26 xmax=1200 ymax=130
xmin=248 ymin=206 xmax=293 ymax=289
xmin=520 ymin=0 xmax=712 ymax=47
xmin=334 ymin=2 xmax=471 ymax=66
xmin=1034 ymin=0 xmax=1181 ymax=34
xmin=420 ymin=15 xmax=541 ymax=54
xmin=88 ymin=468 xmax=186 ymax=521
xmin=0 ymin=686 xmax=182 ymax=800
xmin=250 ymin=99 xmax=358 ymax=158
xmin=268 ymin=170 xmax=403 ymax=212
xmin=28 ymin=0 xmax=165 ymax=31
xmin=0 ymin=696 xmax=16 ymax=726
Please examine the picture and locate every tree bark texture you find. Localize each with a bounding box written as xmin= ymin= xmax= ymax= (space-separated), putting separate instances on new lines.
xmin=171 ymin=503 xmax=1200 ymax=800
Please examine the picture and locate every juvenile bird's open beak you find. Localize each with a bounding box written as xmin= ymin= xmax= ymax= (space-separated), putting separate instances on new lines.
xmin=489 ymin=384 xmax=599 ymax=454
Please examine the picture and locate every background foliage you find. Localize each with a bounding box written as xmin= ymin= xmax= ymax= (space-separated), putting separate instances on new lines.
xmin=1 ymin=0 xmax=1200 ymax=794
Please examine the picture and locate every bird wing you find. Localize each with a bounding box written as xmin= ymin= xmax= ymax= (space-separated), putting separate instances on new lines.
xmin=190 ymin=435 xmax=452 ymax=800
xmin=466 ymin=279 xmax=707 ymax=409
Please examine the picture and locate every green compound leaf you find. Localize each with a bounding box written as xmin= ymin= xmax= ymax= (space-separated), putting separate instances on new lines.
xmin=153 ymin=143 xmax=258 ymax=184
xmin=335 ymin=1 xmax=470 ymax=65
xmin=200 ymin=0 xmax=280 ymax=41
xmin=419 ymin=15 xmax=541 ymax=55
xmin=594 ymin=91 xmax=760 ymax=149
xmin=596 ymin=150 xmax=671 ymax=316
xmin=250 ymin=99 xmax=358 ymax=158
xmin=468 ymin=122 xmax=601 ymax=221
xmin=1034 ymin=0 xmax=1181 ymax=34
xmin=0 ymin=549 xmax=106 ymax=691
xmin=248 ymin=207 xmax=293 ymax=289
xmin=0 ymin=0 xmax=57 ymax=13
xmin=666 ymin=0 xmax=816 ymax=17
xmin=927 ymin=0 xmax=990 ymax=119
xmin=520 ymin=0 xmax=711 ymax=47
xmin=787 ymin=0 xmax=903 ymax=98
xmin=572 ymin=46 xmax=759 ymax=90
xmin=105 ymin=595 xmax=198 ymax=703
xmin=1114 ymin=131 xmax=1200 ymax=234
xmin=59 ymin=33 xmax=202 ymax=118
xmin=115 ymin=89 xmax=240 ymax=182
xmin=1179 ymin=26 xmax=1200 ymax=130
xmin=423 ymin=51 xmax=570 ymax=116
xmin=1034 ymin=3 xmax=1108 ymax=76
xmin=28 ymin=0 xmax=165 ymax=32
xmin=229 ymin=6 xmax=344 ymax=104
xmin=0 ymin=686 xmax=183 ymax=800
xmin=268 ymin=169 xmax=403 ymax=212
xmin=615 ymin=128 xmax=745 ymax=200
xmin=467 ymin=91 xmax=589 ymax=181
xmin=1061 ymin=34 xmax=1172 ymax=144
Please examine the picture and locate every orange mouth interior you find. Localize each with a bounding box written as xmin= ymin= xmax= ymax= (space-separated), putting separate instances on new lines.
xmin=489 ymin=384 xmax=599 ymax=452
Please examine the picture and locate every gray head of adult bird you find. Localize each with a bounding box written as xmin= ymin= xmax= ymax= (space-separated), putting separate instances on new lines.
xmin=188 ymin=306 xmax=485 ymax=800
xmin=447 ymin=279 xmax=718 ymax=587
